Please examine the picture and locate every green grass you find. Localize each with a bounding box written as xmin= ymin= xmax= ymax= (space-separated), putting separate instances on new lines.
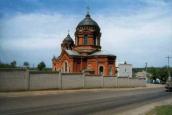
xmin=146 ymin=105 xmax=172 ymax=115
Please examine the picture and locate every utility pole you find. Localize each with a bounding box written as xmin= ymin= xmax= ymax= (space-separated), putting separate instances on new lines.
xmin=145 ymin=62 xmax=148 ymax=80
xmin=165 ymin=56 xmax=172 ymax=81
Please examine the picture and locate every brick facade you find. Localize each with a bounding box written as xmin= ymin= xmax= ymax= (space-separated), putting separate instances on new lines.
xmin=52 ymin=12 xmax=117 ymax=76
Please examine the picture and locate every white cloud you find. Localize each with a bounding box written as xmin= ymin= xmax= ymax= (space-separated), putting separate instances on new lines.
xmin=0 ymin=1 xmax=172 ymax=67
xmin=0 ymin=13 xmax=81 ymax=50
xmin=1 ymin=38 xmax=59 ymax=50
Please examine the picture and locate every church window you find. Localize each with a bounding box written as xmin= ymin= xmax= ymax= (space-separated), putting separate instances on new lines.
xmin=83 ymin=35 xmax=88 ymax=45
xmin=93 ymin=34 xmax=96 ymax=45
xmin=109 ymin=66 xmax=113 ymax=76
xmin=64 ymin=62 xmax=68 ymax=72
xmin=99 ymin=66 xmax=104 ymax=76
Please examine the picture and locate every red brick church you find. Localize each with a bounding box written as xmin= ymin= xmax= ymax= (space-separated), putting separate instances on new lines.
xmin=52 ymin=11 xmax=117 ymax=76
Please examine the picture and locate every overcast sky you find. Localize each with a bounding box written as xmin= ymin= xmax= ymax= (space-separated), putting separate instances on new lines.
xmin=0 ymin=0 xmax=172 ymax=67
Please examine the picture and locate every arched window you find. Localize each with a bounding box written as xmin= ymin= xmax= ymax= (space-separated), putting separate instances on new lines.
xmin=83 ymin=35 xmax=88 ymax=45
xmin=109 ymin=66 xmax=113 ymax=76
xmin=99 ymin=66 xmax=104 ymax=76
xmin=64 ymin=62 xmax=68 ymax=72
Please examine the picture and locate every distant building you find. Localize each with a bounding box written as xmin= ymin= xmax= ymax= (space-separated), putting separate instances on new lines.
xmin=52 ymin=11 xmax=117 ymax=76
xmin=135 ymin=70 xmax=152 ymax=81
xmin=118 ymin=61 xmax=132 ymax=78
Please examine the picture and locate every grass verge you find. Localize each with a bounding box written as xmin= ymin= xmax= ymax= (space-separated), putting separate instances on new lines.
xmin=146 ymin=105 xmax=172 ymax=115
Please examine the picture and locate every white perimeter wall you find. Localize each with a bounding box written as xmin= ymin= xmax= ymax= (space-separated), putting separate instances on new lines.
xmin=29 ymin=72 xmax=59 ymax=90
xmin=0 ymin=69 xmax=28 ymax=91
xmin=85 ymin=76 xmax=103 ymax=88
xmin=61 ymin=73 xmax=84 ymax=89
xmin=103 ymin=77 xmax=117 ymax=88
xmin=0 ymin=69 xmax=146 ymax=91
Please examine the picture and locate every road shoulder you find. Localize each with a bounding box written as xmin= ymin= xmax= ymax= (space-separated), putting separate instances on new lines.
xmin=0 ymin=84 xmax=164 ymax=98
xmin=117 ymin=95 xmax=172 ymax=115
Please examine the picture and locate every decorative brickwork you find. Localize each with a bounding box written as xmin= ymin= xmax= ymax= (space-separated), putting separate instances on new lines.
xmin=52 ymin=12 xmax=117 ymax=76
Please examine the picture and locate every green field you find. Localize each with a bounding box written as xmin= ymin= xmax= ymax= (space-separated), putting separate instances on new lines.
xmin=146 ymin=105 xmax=172 ymax=115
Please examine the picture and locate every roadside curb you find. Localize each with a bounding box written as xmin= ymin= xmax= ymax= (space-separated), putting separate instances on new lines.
xmin=0 ymin=84 xmax=164 ymax=98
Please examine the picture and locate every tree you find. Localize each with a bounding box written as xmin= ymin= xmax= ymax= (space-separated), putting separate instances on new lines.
xmin=23 ymin=62 xmax=29 ymax=68
xmin=0 ymin=62 xmax=11 ymax=68
xmin=158 ymin=67 xmax=169 ymax=83
xmin=147 ymin=67 xmax=157 ymax=81
xmin=37 ymin=61 xmax=46 ymax=70
xmin=10 ymin=60 xmax=17 ymax=68
xmin=147 ymin=66 xmax=169 ymax=83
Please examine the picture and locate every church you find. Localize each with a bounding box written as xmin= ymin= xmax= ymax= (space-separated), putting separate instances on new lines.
xmin=52 ymin=11 xmax=117 ymax=76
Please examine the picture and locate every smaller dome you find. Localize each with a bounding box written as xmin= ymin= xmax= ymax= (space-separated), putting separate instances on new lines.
xmin=61 ymin=34 xmax=74 ymax=50
xmin=77 ymin=13 xmax=100 ymax=29
xmin=63 ymin=34 xmax=74 ymax=42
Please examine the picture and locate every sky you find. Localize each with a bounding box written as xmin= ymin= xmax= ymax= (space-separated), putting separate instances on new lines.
xmin=0 ymin=0 xmax=172 ymax=68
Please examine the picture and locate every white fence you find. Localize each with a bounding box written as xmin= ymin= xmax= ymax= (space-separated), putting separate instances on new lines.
xmin=104 ymin=77 xmax=117 ymax=88
xmin=0 ymin=69 xmax=28 ymax=91
xmin=60 ymin=73 xmax=84 ymax=89
xmin=29 ymin=72 xmax=59 ymax=90
xmin=85 ymin=75 xmax=103 ymax=88
xmin=0 ymin=69 xmax=146 ymax=91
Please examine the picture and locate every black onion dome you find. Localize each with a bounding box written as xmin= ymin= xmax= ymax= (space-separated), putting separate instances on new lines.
xmin=61 ymin=34 xmax=74 ymax=50
xmin=77 ymin=13 xmax=100 ymax=29
xmin=63 ymin=34 xmax=73 ymax=42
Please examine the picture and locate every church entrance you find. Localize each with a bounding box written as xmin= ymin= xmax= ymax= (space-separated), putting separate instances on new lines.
xmin=99 ymin=66 xmax=104 ymax=76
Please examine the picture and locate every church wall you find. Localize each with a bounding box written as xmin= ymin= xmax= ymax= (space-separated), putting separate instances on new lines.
xmin=78 ymin=37 xmax=83 ymax=45
xmin=88 ymin=37 xmax=94 ymax=45
xmin=104 ymin=59 xmax=109 ymax=76
xmin=73 ymin=58 xmax=81 ymax=72
xmin=81 ymin=58 xmax=87 ymax=70
xmin=72 ymin=58 xmax=87 ymax=73
xmin=107 ymin=64 xmax=116 ymax=76
xmin=77 ymin=36 xmax=94 ymax=46
xmin=53 ymin=52 xmax=73 ymax=73
xmin=87 ymin=57 xmax=116 ymax=76
xmin=87 ymin=58 xmax=98 ymax=75
xmin=54 ymin=55 xmax=117 ymax=76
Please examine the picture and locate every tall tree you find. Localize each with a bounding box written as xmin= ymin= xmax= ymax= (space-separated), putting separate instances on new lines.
xmin=147 ymin=66 xmax=169 ymax=83
xmin=37 ymin=61 xmax=46 ymax=71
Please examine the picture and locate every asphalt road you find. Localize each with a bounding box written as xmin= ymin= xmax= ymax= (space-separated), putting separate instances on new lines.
xmin=0 ymin=88 xmax=171 ymax=115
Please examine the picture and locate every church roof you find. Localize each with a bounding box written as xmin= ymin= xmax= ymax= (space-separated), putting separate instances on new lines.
xmin=65 ymin=49 xmax=116 ymax=57
xmin=65 ymin=50 xmax=80 ymax=56
xmin=90 ymin=50 xmax=116 ymax=57
xmin=77 ymin=13 xmax=100 ymax=29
